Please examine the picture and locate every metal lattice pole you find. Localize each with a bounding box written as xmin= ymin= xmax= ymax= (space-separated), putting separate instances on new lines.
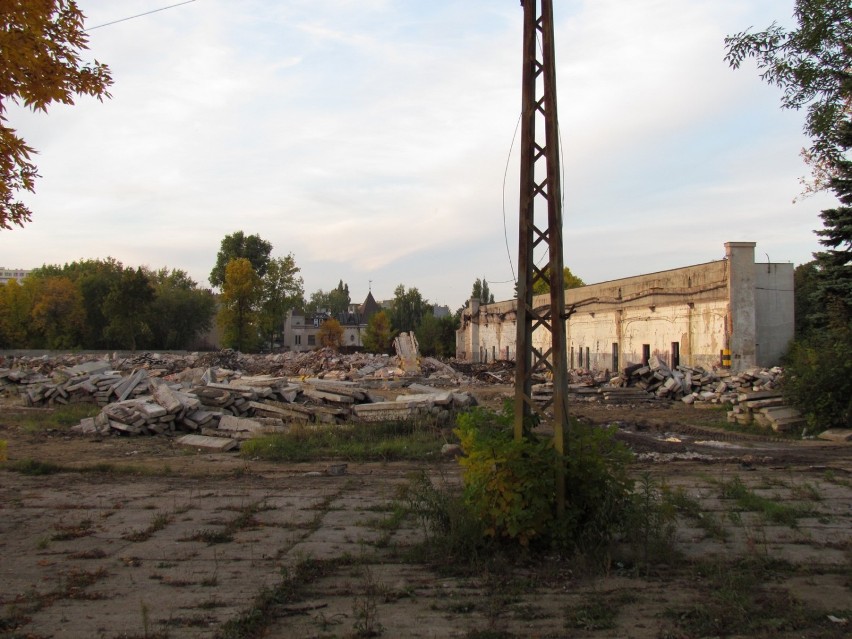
xmin=514 ymin=0 xmax=568 ymax=513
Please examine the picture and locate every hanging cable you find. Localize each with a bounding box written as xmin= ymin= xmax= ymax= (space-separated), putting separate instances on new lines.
xmin=86 ymin=0 xmax=198 ymax=31
xmin=501 ymin=112 xmax=522 ymax=285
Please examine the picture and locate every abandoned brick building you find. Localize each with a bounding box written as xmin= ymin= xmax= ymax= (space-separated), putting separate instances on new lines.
xmin=456 ymin=242 xmax=794 ymax=373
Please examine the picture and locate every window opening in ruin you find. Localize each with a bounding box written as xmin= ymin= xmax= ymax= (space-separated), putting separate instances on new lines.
xmin=586 ymin=347 xmax=590 ymax=369
xmin=295 ymin=335 xmax=301 ymax=345
xmin=612 ymin=343 xmax=619 ymax=371
xmin=642 ymin=344 xmax=650 ymax=366
xmin=578 ymin=347 xmax=583 ymax=368
xmin=671 ymin=342 xmax=680 ymax=368
xmin=493 ymin=346 xmax=497 ymax=361
xmin=570 ymin=347 xmax=575 ymax=369
xmin=308 ymin=335 xmax=316 ymax=346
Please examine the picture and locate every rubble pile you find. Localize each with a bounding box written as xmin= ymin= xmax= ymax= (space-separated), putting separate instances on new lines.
xmin=72 ymin=372 xmax=478 ymax=439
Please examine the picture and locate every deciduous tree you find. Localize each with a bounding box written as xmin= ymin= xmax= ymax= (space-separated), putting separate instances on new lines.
xmin=725 ymin=0 xmax=851 ymax=187
xmin=363 ymin=310 xmax=394 ymax=353
xmin=147 ymin=268 xmax=216 ymax=350
xmin=389 ymin=284 xmax=429 ymax=334
xmin=317 ymin=318 xmax=344 ymax=349
xmin=532 ymin=266 xmax=585 ymax=295
xmin=259 ymin=255 xmax=304 ymax=351
xmin=209 ymin=231 xmax=273 ymax=289
xmin=30 ymin=276 xmax=85 ymax=348
xmin=218 ymin=258 xmax=261 ymax=352
xmin=102 ymin=267 xmax=154 ymax=351
xmin=0 ymin=0 xmax=112 ymax=229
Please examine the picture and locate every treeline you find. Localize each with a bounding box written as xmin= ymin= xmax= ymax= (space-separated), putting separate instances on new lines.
xmin=0 ymin=258 xmax=215 ymax=350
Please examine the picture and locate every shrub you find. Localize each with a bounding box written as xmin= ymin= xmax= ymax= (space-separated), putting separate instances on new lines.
xmin=454 ymin=405 xmax=635 ymax=553
xmin=782 ymin=329 xmax=852 ymax=430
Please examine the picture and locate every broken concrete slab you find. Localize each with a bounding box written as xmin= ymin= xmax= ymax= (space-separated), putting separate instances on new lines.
xmin=817 ymin=429 xmax=852 ymax=443
xmin=176 ymin=434 xmax=238 ymax=451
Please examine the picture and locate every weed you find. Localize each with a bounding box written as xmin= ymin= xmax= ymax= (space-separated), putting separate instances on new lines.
xmin=240 ymin=420 xmax=446 ymax=462
xmin=216 ymin=556 xmax=349 ymax=639
xmin=627 ymin=474 xmax=678 ymax=567
xmin=566 ymin=598 xmax=617 ymax=630
xmin=124 ymin=512 xmax=173 ymax=542
xmin=352 ymin=565 xmax=384 ymax=637
xmin=197 ymin=597 xmax=227 ymax=610
xmin=51 ymin=518 xmax=94 ymax=541
xmin=69 ymin=548 xmax=108 ymax=560
xmin=403 ymin=471 xmax=487 ymax=566
xmin=9 ymin=403 xmax=100 ymax=433
xmin=183 ymin=529 xmax=234 ymax=545
xmin=9 ymin=459 xmax=65 ymax=475
xmin=665 ymin=485 xmax=728 ymax=541
xmin=665 ymin=558 xmax=838 ymax=637
xmin=718 ymin=476 xmax=810 ymax=526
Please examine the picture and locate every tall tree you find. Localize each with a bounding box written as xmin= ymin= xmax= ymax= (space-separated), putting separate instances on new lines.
xmin=725 ymin=0 xmax=851 ymax=188
xmin=727 ymin=1 xmax=852 ymax=429
xmin=102 ymin=267 xmax=154 ymax=351
xmin=532 ymin=266 xmax=586 ymax=295
xmin=218 ymin=258 xmax=262 ymax=352
xmin=307 ymin=280 xmax=349 ymax=315
xmin=470 ymin=278 xmax=495 ymax=305
xmin=147 ymin=268 xmax=216 ymax=350
xmin=811 ymin=121 xmax=852 ymax=327
xmin=0 ymin=279 xmax=31 ymax=346
xmin=389 ymin=284 xmax=429 ymax=334
xmin=30 ymin=276 xmax=85 ymax=348
xmin=317 ymin=318 xmax=344 ymax=349
xmin=326 ymin=280 xmax=351 ymax=316
xmin=258 ymin=255 xmax=304 ymax=351
xmin=0 ymin=1 xmax=112 ymax=229
xmin=308 ymin=289 xmax=330 ymax=312
xmin=209 ymin=231 xmax=273 ymax=289
xmin=363 ymin=310 xmax=394 ymax=354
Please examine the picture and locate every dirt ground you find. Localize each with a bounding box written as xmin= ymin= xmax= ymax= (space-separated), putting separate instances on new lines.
xmin=1 ymin=387 xmax=850 ymax=639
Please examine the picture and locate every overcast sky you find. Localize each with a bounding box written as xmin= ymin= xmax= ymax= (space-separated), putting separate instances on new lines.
xmin=2 ymin=0 xmax=835 ymax=310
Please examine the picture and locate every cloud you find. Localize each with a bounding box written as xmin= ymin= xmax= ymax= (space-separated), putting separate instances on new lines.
xmin=0 ymin=0 xmax=831 ymax=310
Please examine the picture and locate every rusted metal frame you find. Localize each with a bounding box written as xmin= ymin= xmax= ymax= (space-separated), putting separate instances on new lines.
xmin=514 ymin=0 xmax=539 ymax=441
xmin=540 ymin=0 xmax=569 ymax=481
xmin=514 ymin=0 xmax=568 ymax=516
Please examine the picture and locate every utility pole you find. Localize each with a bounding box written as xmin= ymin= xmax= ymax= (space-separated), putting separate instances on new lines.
xmin=514 ymin=0 xmax=568 ymax=513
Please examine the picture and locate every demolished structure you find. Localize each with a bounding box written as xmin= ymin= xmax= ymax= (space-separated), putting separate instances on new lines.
xmin=457 ymin=242 xmax=794 ymax=373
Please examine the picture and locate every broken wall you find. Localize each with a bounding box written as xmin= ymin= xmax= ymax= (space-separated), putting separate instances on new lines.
xmin=457 ymin=242 xmax=793 ymax=372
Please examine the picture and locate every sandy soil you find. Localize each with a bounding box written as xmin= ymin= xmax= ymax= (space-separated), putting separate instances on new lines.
xmin=1 ymin=388 xmax=850 ymax=639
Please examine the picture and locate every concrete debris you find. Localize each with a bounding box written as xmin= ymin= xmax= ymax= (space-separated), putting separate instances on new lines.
xmin=0 ymin=350 xmax=479 ymax=443
xmin=817 ymin=429 xmax=852 ymax=443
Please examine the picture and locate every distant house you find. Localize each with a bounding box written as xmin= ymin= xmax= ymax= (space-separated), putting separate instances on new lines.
xmin=283 ymin=291 xmax=382 ymax=352
xmin=0 ymin=267 xmax=30 ymax=286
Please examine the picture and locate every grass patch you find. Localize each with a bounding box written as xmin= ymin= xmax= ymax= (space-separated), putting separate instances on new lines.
xmin=4 ymin=457 xmax=161 ymax=476
xmin=5 ymin=403 xmax=101 ymax=432
xmin=123 ymin=512 xmax=173 ymax=542
xmin=665 ymin=485 xmax=728 ymax=541
xmin=182 ymin=500 xmax=270 ymax=546
xmin=7 ymin=458 xmax=65 ymax=475
xmin=665 ymin=558 xmax=849 ymax=638
xmin=51 ymin=519 xmax=94 ymax=541
xmin=718 ymin=476 xmax=812 ymax=526
xmin=240 ymin=420 xmax=447 ymax=462
xmin=216 ymin=556 xmax=350 ymax=639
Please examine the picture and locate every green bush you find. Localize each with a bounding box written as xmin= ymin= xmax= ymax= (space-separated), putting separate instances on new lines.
xmin=782 ymin=329 xmax=852 ymax=430
xmin=454 ymin=405 xmax=635 ymax=553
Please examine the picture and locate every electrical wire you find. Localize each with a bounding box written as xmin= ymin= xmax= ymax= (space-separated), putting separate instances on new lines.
xmin=86 ymin=0 xmax=198 ymax=31
xmin=501 ymin=112 xmax=522 ymax=285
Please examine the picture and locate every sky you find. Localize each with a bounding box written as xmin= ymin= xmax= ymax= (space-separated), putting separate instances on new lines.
xmin=1 ymin=0 xmax=837 ymax=310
